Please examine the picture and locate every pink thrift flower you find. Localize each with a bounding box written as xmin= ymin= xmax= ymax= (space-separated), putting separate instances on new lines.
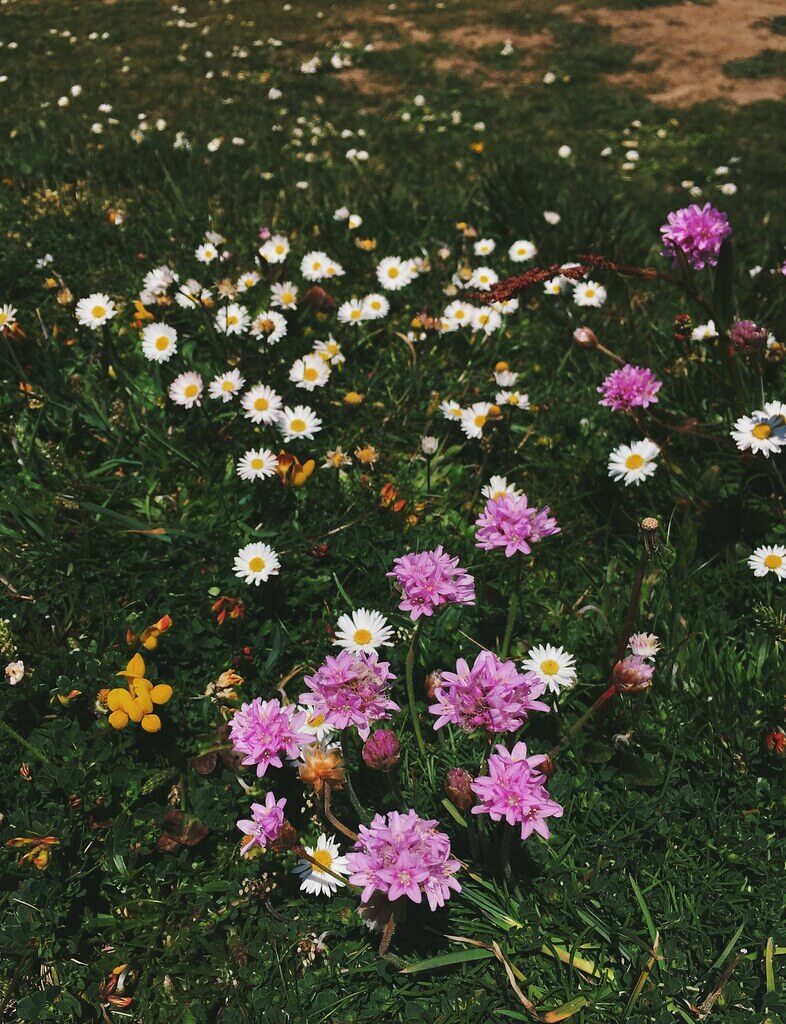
xmin=229 ymin=697 xmax=312 ymax=776
xmin=387 ymin=546 xmax=476 ymax=621
xmin=660 ymin=202 xmax=731 ymax=270
xmin=346 ymin=809 xmax=461 ymax=911
xmin=598 ymin=364 xmax=661 ymax=412
xmin=475 ymin=493 xmax=560 ymax=557
xmin=237 ymin=792 xmax=287 ymax=854
xmin=300 ymin=650 xmax=398 ymax=740
xmin=430 ymin=650 xmax=548 ymax=734
xmin=471 ymin=741 xmax=563 ymax=840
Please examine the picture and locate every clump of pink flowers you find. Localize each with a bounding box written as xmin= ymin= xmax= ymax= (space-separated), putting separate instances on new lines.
xmin=430 ymin=650 xmax=549 ymax=733
xmin=301 ymin=651 xmax=398 ymax=739
xmin=229 ymin=697 xmax=312 ymax=776
xmin=387 ymin=546 xmax=476 ymax=620
xmin=475 ymin=493 xmax=560 ymax=557
xmin=237 ymin=792 xmax=287 ymax=854
xmin=660 ymin=202 xmax=731 ymax=270
xmin=598 ymin=364 xmax=661 ymax=412
xmin=471 ymin=741 xmax=563 ymax=840
xmin=346 ymin=810 xmax=462 ymax=910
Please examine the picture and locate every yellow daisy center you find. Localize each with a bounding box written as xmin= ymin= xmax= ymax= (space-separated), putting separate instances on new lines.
xmin=92 ymin=305 xmax=106 ymax=318
xmin=258 ymin=318 xmax=274 ymax=332
xmin=290 ymin=417 xmax=306 ymax=433
xmin=454 ymin=309 xmax=466 ymax=320
xmin=764 ymin=554 xmax=782 ymax=569
xmin=184 ymin=383 xmax=199 ymax=398
xmin=250 ymin=458 xmax=264 ymax=470
xmin=254 ymin=397 xmax=269 ymax=411
xmin=308 ymin=712 xmax=326 ymax=728
xmin=222 ymin=380 xmax=234 ymax=391
xmin=752 ymin=423 xmax=772 ymax=440
xmin=0 ymin=313 xmax=8 ymax=324
xmin=155 ymin=335 xmax=170 ymax=351
xmin=303 ymin=367 xmax=319 ymax=381
xmin=585 ymin=289 xmax=595 ymax=298
xmin=312 ymin=849 xmax=333 ymax=873
xmin=248 ymin=556 xmax=266 ymax=572
xmin=540 ymin=658 xmax=559 ymax=676
xmin=350 ymin=309 xmax=361 ymax=319
xmin=474 ymin=414 xmax=487 ymax=428
xmin=227 ymin=315 xmax=238 ymax=326
xmin=625 ymin=453 xmax=644 ymax=470
xmin=353 ymin=628 xmax=373 ymax=645
xmin=275 ymin=244 xmax=285 ymax=254
xmin=282 ymin=292 xmax=293 ymax=303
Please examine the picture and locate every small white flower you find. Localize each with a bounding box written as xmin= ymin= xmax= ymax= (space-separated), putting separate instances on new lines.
xmin=215 ymin=303 xmax=250 ymax=335
xmin=496 ymin=390 xmax=529 ymax=409
xmin=628 ymin=633 xmax=660 ymax=660
xmin=168 ymin=371 xmax=203 ymax=409
xmin=543 ymin=210 xmax=561 ymax=225
xmin=376 ymin=255 xmax=414 ymax=291
xmin=748 ymin=545 xmax=786 ymax=580
xmin=362 ymin=293 xmax=389 ymax=320
xmin=208 ymin=369 xmax=245 ymax=402
xmin=482 ymin=475 xmax=521 ymax=501
xmin=691 ymin=320 xmax=718 ymax=342
xmin=233 ymin=542 xmax=281 ymax=585
xmin=236 ymin=448 xmax=279 ymax=481
xmin=260 ymin=234 xmax=290 ymax=264
xmin=508 ymin=239 xmax=537 ymax=263
xmin=440 ymin=399 xmax=463 ymax=421
xmin=442 ymin=299 xmax=475 ymax=331
xmin=141 ymin=322 xmax=178 ymax=362
xmin=0 ymin=303 xmax=18 ymax=329
xmin=250 ymin=310 xmax=287 ymax=345
xmin=522 ymin=644 xmax=577 ymax=694
xmin=608 ymin=439 xmax=660 ymax=486
xmin=195 ymin=242 xmax=218 ymax=264
xmin=241 ymin=384 xmax=283 ymax=425
xmin=5 ymin=660 xmax=25 ymax=686
xmin=474 ymin=238 xmax=496 ymax=256
xmin=290 ymin=354 xmax=331 ymax=391
xmin=76 ymin=293 xmax=116 ymax=328
xmin=279 ymin=405 xmax=322 ymax=441
xmin=270 ymin=281 xmax=298 ymax=309
xmin=313 ymin=335 xmax=344 ymax=365
xmin=293 ymin=834 xmax=349 ymax=896
xmin=460 ymin=402 xmax=493 ymax=439
xmin=558 ymin=145 xmax=572 ymax=159
xmin=731 ymin=407 xmax=786 ymax=458
xmin=337 ymin=298 xmax=367 ymax=325
xmin=573 ymin=281 xmax=607 ymax=308
xmin=334 ymin=608 xmax=394 ymax=653
xmin=468 ymin=266 xmax=498 ymax=291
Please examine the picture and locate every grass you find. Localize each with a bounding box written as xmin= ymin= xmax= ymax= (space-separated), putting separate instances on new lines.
xmin=1 ymin=0 xmax=786 ymax=1021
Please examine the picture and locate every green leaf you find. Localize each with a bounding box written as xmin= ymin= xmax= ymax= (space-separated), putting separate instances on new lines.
xmin=399 ymin=948 xmax=494 ymax=973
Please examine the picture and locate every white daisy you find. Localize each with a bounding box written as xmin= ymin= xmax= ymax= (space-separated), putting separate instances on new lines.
xmin=494 ymin=369 xmax=519 ymax=387
xmin=482 ymin=475 xmax=521 ymax=500
xmin=474 ymin=238 xmax=496 ymax=256
xmin=543 ymin=277 xmax=569 ymax=296
xmin=496 ymin=390 xmax=530 ymax=409
xmin=314 ymin=335 xmax=345 ymax=365
xmin=270 ymin=281 xmax=298 ymax=309
xmin=215 ymin=302 xmax=250 ymax=335
xmin=628 ymin=632 xmax=660 ymax=660
xmin=748 ymin=544 xmax=786 ymax=580
xmin=168 ymin=371 xmax=203 ymax=409
xmin=691 ymin=320 xmax=717 ymax=342
xmin=376 ymin=255 xmax=414 ymax=291
xmin=607 ymin=439 xmax=660 ymax=486
xmin=241 ymin=384 xmax=283 ymax=425
xmin=337 ymin=298 xmax=367 ymax=325
xmin=195 ymin=242 xmax=218 ymax=264
xmin=290 ymin=353 xmax=331 ymax=391
xmin=362 ymin=293 xmax=389 ymax=319
xmin=0 ymin=303 xmax=18 ymax=329
xmin=334 ymin=608 xmax=394 ymax=653
xmin=440 ymin=399 xmax=463 ymax=421
xmin=460 ymin=401 xmax=493 ymax=440
xmin=236 ymin=448 xmax=279 ymax=481
xmin=468 ymin=266 xmax=498 ymax=291
xmin=301 ymin=250 xmax=331 ymax=281
xmin=522 ymin=644 xmax=577 ymax=694
xmin=472 ymin=307 xmax=502 ymax=335
xmin=250 ymin=310 xmax=287 ymax=345
xmin=293 ymin=834 xmax=349 ymax=896
xmin=236 ymin=270 xmax=261 ymax=292
xmin=141 ymin=322 xmax=178 ymax=362
xmin=296 ymin=707 xmax=337 ymax=747
xmin=260 ymin=234 xmax=290 ymax=264
xmin=442 ymin=299 xmax=475 ymax=331
xmin=573 ymin=281 xmax=607 ymax=308
xmin=175 ymin=279 xmax=211 ymax=308
xmin=76 ymin=293 xmax=117 ymax=328
xmin=348 ymin=213 xmax=363 ymax=230
xmin=509 ymin=239 xmax=537 ymax=262
xmin=208 ymin=369 xmax=245 ymax=402
xmin=233 ymin=542 xmax=281 ymax=585
xmin=492 ymin=297 xmax=520 ymax=314
xmin=731 ymin=410 xmax=786 ymax=458
xmin=279 ymin=405 xmax=322 ymax=441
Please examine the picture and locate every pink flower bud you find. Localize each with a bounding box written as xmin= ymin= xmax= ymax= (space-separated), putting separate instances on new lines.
xmin=573 ymin=326 xmax=598 ymax=348
xmin=613 ymin=655 xmax=654 ymax=694
xmin=361 ymin=730 xmax=401 ymax=772
xmin=444 ymin=768 xmax=474 ymax=810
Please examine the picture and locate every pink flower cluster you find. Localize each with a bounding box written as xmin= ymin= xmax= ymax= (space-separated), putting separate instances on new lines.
xmin=598 ymin=364 xmax=661 ymax=412
xmin=660 ymin=202 xmax=731 ymax=270
xmin=387 ymin=546 xmax=476 ymax=620
xmin=301 ymin=651 xmax=399 ymax=739
xmin=229 ymin=697 xmax=312 ymax=776
xmin=237 ymin=792 xmax=287 ymax=854
xmin=346 ymin=810 xmax=462 ymax=910
xmin=471 ymin=741 xmax=563 ymax=840
xmin=430 ymin=650 xmax=548 ymax=733
xmin=475 ymin=493 xmax=560 ymax=557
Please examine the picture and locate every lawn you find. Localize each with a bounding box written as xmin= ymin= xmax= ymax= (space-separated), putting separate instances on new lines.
xmin=1 ymin=0 xmax=785 ymax=1021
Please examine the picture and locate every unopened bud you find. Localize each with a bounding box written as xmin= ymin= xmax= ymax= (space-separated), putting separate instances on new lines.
xmin=362 ymin=730 xmax=401 ymax=772
xmin=539 ymin=756 xmax=557 ymax=779
xmin=270 ymin=820 xmax=299 ymax=853
xmin=421 ymin=435 xmax=438 ymax=456
xmin=573 ymin=326 xmax=598 ymax=349
xmin=444 ymin=768 xmax=474 ymax=810
xmin=425 ymin=670 xmax=443 ymax=701
xmin=613 ymin=655 xmax=654 ymax=694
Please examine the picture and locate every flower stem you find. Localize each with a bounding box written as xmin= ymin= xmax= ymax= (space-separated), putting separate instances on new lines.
xmin=547 ymin=682 xmax=617 ymax=761
xmin=340 ymin=732 xmax=370 ymax=821
xmin=294 ymin=844 xmax=360 ymax=889
xmin=322 ymin=782 xmax=359 ymax=841
xmin=405 ymin=619 xmax=427 ymax=758
xmin=500 ymin=558 xmax=523 ymax=661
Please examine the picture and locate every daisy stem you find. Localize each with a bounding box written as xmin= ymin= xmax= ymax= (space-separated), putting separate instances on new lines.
xmin=500 ymin=558 xmax=523 ymax=661
xmin=340 ymin=732 xmax=370 ymax=821
xmin=322 ymin=782 xmax=359 ymax=842
xmin=293 ymin=845 xmax=360 ymax=890
xmin=405 ymin=619 xmax=427 ymax=758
